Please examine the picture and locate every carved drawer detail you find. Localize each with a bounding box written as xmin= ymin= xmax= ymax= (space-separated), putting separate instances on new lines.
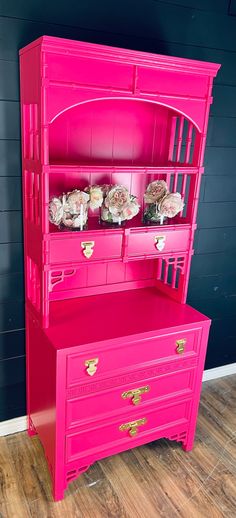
xmin=66 ymin=367 xmax=195 ymax=428
xmin=66 ymin=330 xmax=200 ymax=388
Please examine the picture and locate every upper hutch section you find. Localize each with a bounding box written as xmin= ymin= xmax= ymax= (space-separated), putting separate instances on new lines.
xmin=20 ymin=36 xmax=220 ymax=169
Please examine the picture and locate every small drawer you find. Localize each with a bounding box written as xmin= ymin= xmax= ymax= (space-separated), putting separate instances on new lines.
xmin=49 ymin=231 xmax=123 ymax=265
xmin=66 ymin=398 xmax=191 ymax=462
xmin=66 ymin=368 xmax=195 ymax=428
xmin=67 ymin=329 xmax=200 ymax=387
xmin=127 ymin=228 xmax=190 ymax=258
xmin=47 ymin=54 xmax=133 ymax=91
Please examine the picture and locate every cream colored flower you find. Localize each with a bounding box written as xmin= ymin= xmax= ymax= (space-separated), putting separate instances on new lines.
xmin=158 ymin=192 xmax=184 ymax=218
xmin=66 ymin=190 xmax=89 ymax=214
xmin=49 ymin=197 xmax=63 ymax=226
xmin=86 ymin=185 xmax=104 ymax=211
xmin=105 ymin=185 xmax=130 ymax=211
xmin=101 ymin=185 xmax=140 ymax=223
xmin=122 ymin=200 xmax=140 ymax=220
xmin=144 ymin=180 xmax=168 ymax=204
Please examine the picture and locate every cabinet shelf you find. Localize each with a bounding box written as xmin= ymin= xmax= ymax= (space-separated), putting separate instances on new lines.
xmin=47 ymin=163 xmax=199 ymax=174
xmin=46 ymin=287 xmax=208 ymax=349
xmin=48 ymin=216 xmax=191 ymax=235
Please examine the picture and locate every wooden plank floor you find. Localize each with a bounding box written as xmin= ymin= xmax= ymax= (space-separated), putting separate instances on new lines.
xmin=0 ymin=375 xmax=235 ymax=518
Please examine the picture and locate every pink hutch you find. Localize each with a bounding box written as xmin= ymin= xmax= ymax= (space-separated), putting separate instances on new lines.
xmin=19 ymin=36 xmax=220 ymax=500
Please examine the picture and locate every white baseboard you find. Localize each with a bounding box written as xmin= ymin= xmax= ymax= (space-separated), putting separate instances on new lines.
xmin=0 ymin=363 xmax=235 ymax=437
xmin=0 ymin=415 xmax=27 ymax=437
xmin=202 ymin=362 xmax=236 ymax=382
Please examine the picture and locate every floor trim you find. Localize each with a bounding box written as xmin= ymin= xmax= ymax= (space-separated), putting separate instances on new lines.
xmin=0 ymin=415 xmax=27 ymax=437
xmin=202 ymin=362 xmax=236 ymax=382
xmin=0 ymin=363 xmax=235 ymax=437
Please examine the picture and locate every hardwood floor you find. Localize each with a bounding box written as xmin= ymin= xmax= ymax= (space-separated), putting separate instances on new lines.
xmin=0 ymin=375 xmax=235 ymax=518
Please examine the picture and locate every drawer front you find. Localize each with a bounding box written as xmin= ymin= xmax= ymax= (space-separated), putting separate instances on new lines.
xmin=49 ymin=232 xmax=123 ymax=264
xmin=138 ymin=67 xmax=209 ymax=99
xmin=47 ymin=54 xmax=133 ymax=91
xmin=66 ymin=398 xmax=191 ymax=462
xmin=66 ymin=368 xmax=195 ymax=428
xmin=127 ymin=228 xmax=190 ymax=258
xmin=67 ymin=329 xmax=200 ymax=387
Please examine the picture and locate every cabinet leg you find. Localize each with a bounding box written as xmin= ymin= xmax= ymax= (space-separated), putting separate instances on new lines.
xmin=28 ymin=417 xmax=37 ymax=437
xmin=182 ymin=432 xmax=195 ymax=452
xmin=52 ymin=484 xmax=65 ymax=502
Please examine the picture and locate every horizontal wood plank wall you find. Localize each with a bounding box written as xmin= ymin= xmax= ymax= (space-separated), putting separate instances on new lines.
xmin=0 ymin=0 xmax=236 ymax=421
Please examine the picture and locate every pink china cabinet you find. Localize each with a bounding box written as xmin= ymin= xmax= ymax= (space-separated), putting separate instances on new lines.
xmin=19 ymin=36 xmax=220 ymax=500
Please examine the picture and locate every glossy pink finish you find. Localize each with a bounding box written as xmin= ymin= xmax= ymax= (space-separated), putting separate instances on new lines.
xmin=66 ymin=368 xmax=195 ymax=428
xmin=19 ymin=36 xmax=220 ymax=500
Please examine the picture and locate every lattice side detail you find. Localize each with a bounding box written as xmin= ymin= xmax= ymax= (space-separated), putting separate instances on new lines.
xmin=27 ymin=257 xmax=41 ymax=311
xmin=24 ymin=170 xmax=40 ymax=226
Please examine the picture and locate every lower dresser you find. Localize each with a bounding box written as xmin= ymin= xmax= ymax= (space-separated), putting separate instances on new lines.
xmin=26 ymin=290 xmax=211 ymax=501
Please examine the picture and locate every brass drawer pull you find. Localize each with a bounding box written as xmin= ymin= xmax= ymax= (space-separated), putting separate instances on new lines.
xmin=154 ymin=235 xmax=166 ymax=252
xmin=176 ymin=339 xmax=186 ymax=354
xmin=121 ymin=385 xmax=150 ymax=405
xmin=119 ymin=418 xmax=147 ymax=437
xmin=85 ymin=358 xmax=98 ymax=376
xmin=81 ymin=241 xmax=95 ymax=259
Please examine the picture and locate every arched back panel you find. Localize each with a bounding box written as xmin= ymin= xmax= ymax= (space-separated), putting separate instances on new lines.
xmin=49 ymin=98 xmax=200 ymax=167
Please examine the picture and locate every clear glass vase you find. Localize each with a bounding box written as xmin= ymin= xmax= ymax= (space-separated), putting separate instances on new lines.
xmin=143 ymin=202 xmax=165 ymax=225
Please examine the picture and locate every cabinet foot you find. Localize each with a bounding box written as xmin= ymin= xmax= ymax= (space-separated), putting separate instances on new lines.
xmin=182 ymin=434 xmax=195 ymax=452
xmin=28 ymin=417 xmax=37 ymax=437
xmin=53 ymin=485 xmax=65 ymax=502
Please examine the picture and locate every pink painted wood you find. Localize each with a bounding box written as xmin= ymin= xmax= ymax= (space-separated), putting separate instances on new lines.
xmin=19 ymin=36 xmax=220 ymax=500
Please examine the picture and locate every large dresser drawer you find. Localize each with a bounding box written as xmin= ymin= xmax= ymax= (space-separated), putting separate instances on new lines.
xmin=127 ymin=227 xmax=190 ymax=258
xmin=49 ymin=231 xmax=123 ymax=265
xmin=66 ymin=398 xmax=191 ymax=463
xmin=66 ymin=328 xmax=201 ymax=387
xmin=66 ymin=367 xmax=195 ymax=428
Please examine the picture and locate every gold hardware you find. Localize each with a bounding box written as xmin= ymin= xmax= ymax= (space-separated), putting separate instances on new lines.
xmin=119 ymin=418 xmax=147 ymax=437
xmin=85 ymin=358 xmax=98 ymax=376
xmin=176 ymin=339 xmax=186 ymax=354
xmin=81 ymin=241 xmax=95 ymax=259
xmin=121 ymin=385 xmax=150 ymax=405
xmin=154 ymin=235 xmax=166 ymax=252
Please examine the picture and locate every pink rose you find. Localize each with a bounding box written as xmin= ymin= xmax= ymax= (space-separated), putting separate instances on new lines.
xmin=49 ymin=197 xmax=63 ymax=226
xmin=66 ymin=190 xmax=89 ymax=214
xmin=85 ymin=185 xmax=104 ymax=211
xmin=144 ymin=180 xmax=168 ymax=204
xmin=105 ymin=185 xmax=130 ymax=211
xmin=122 ymin=200 xmax=140 ymax=220
xmin=101 ymin=185 xmax=140 ymax=223
xmin=158 ymin=192 xmax=184 ymax=218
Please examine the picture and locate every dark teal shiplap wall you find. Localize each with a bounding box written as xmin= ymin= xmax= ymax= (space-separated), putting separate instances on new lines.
xmin=0 ymin=0 xmax=236 ymax=421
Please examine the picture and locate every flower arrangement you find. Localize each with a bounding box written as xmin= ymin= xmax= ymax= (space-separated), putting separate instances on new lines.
xmin=143 ymin=180 xmax=184 ymax=224
xmin=49 ymin=189 xmax=89 ymax=229
xmin=101 ymin=185 xmax=140 ymax=225
xmin=49 ymin=184 xmax=140 ymax=229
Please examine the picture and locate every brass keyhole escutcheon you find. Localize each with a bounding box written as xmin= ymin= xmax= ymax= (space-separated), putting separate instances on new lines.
xmin=81 ymin=241 xmax=95 ymax=259
xmin=119 ymin=418 xmax=147 ymax=437
xmin=154 ymin=235 xmax=166 ymax=252
xmin=121 ymin=385 xmax=150 ymax=406
xmin=85 ymin=358 xmax=98 ymax=376
xmin=176 ymin=339 xmax=186 ymax=354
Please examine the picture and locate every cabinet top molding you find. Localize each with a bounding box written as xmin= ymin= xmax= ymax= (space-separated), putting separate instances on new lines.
xmin=19 ymin=35 xmax=220 ymax=77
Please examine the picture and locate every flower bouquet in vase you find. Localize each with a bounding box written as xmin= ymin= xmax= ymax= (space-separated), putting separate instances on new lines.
xmin=49 ymin=189 xmax=90 ymax=230
xmin=100 ymin=185 xmax=140 ymax=226
xmin=143 ymin=180 xmax=184 ymax=225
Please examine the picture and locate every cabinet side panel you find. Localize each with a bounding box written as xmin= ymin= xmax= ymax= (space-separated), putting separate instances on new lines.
xmin=26 ymin=309 xmax=56 ymax=475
